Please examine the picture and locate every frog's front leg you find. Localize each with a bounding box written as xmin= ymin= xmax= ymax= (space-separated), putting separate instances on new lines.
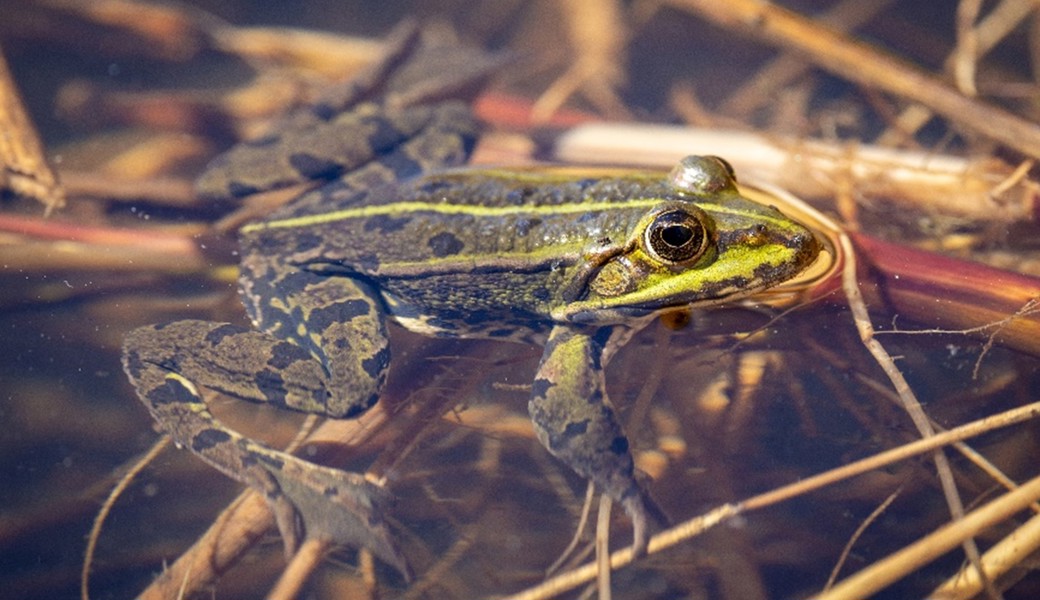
xmin=528 ymin=324 xmax=665 ymax=556
xmin=122 ymin=273 xmax=409 ymax=576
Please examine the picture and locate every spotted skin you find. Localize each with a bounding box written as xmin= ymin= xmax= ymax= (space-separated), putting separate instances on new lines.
xmin=122 ymin=332 xmax=404 ymax=574
xmin=123 ymin=99 xmax=474 ymax=577
xmin=528 ymin=324 xmax=669 ymax=553
xmin=123 ymin=44 xmax=821 ymax=577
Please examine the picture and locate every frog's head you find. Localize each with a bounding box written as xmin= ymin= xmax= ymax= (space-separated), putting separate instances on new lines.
xmin=556 ymin=156 xmax=821 ymax=325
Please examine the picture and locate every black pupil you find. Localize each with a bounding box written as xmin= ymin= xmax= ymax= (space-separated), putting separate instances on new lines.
xmin=649 ymin=211 xmax=705 ymax=263
xmin=661 ymin=224 xmax=693 ymax=248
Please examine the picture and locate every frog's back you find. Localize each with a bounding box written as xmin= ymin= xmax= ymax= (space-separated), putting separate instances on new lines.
xmin=241 ymin=170 xmax=671 ymax=335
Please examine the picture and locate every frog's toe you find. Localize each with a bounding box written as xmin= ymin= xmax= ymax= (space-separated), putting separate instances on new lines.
xmin=620 ymin=487 xmax=670 ymax=558
xmin=265 ymin=458 xmax=411 ymax=580
xmin=621 ymin=494 xmax=651 ymax=557
xmin=267 ymin=492 xmax=304 ymax=559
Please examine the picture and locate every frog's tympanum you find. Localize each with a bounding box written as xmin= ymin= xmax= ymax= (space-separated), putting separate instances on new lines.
xmin=122 ymin=35 xmax=820 ymax=578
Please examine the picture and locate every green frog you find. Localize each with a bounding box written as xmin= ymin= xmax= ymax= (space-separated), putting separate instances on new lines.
xmin=122 ymin=61 xmax=820 ymax=578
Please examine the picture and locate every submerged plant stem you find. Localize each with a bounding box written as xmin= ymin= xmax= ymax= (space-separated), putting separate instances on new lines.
xmin=505 ymin=398 xmax=1040 ymax=600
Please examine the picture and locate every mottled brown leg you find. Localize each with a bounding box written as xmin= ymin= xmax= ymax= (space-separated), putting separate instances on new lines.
xmin=122 ymin=319 xmax=408 ymax=577
xmin=527 ymin=324 xmax=665 ymax=556
xmin=122 ymin=272 xmax=407 ymax=574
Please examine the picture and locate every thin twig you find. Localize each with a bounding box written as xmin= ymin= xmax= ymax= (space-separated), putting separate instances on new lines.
xmin=836 ymin=232 xmax=997 ymax=599
xmin=954 ymin=0 xmax=983 ymax=96
xmin=532 ymin=0 xmax=629 ymax=122
xmin=719 ymin=0 xmax=896 ymax=117
xmin=595 ymin=495 xmax=612 ymax=600
xmin=879 ymin=0 xmax=1037 ymax=145
xmin=81 ymin=437 xmax=171 ymax=600
xmin=816 ymin=474 xmax=1040 ymax=600
xmin=823 ymin=487 xmax=902 ymax=591
xmin=929 ymin=510 xmax=1040 ymax=599
xmin=546 ymin=482 xmax=595 ymax=576
xmin=268 ymin=538 xmax=331 ymax=600
xmin=503 ymin=399 xmax=1040 ymax=600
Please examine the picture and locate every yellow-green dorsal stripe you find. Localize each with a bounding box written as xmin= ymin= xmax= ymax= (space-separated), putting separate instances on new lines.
xmin=242 ymin=199 xmax=792 ymax=232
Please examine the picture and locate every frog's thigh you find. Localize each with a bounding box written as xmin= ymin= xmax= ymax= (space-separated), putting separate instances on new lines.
xmin=122 ymin=320 xmax=336 ymax=487
xmin=124 ymin=320 xmax=333 ymax=413
xmin=122 ymin=321 xmax=406 ymax=568
xmin=121 ymin=320 xmax=331 ymax=502
xmin=528 ymin=324 xmax=653 ymax=553
xmin=245 ymin=268 xmax=391 ymax=418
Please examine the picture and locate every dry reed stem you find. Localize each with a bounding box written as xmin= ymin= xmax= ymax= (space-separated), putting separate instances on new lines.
xmin=595 ymin=494 xmax=612 ymax=600
xmin=670 ymin=0 xmax=1040 ymax=159
xmin=40 ymin=0 xmax=206 ymax=60
xmin=930 ymin=510 xmax=1040 ymax=599
xmin=0 ymin=48 xmax=64 ymax=214
xmin=0 ymin=215 xmax=210 ymax=274
xmin=208 ymin=25 xmax=383 ymax=77
xmin=552 ymin=123 xmax=1035 ymax=223
xmin=503 ymin=399 xmax=1040 ymax=600
xmin=837 ymin=231 xmax=996 ymax=598
xmin=879 ymin=0 xmax=1037 ymax=145
xmin=59 ymin=171 xmax=196 ymax=207
xmin=268 ymin=538 xmax=331 ymax=600
xmin=816 ymin=474 xmax=1040 ymax=600
xmin=954 ymin=0 xmax=983 ymax=96
xmin=719 ymin=0 xmax=896 ymax=117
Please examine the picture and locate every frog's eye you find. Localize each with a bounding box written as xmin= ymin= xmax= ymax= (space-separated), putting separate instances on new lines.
xmin=644 ymin=208 xmax=711 ymax=265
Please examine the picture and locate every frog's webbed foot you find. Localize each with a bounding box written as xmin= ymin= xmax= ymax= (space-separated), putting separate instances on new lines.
xmin=252 ymin=451 xmax=412 ymax=580
xmin=529 ymin=325 xmax=668 ymax=557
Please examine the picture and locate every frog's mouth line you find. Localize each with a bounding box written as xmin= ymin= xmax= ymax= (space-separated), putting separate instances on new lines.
xmin=558 ymin=277 xmax=761 ymax=324
xmin=557 ymin=236 xmax=821 ymax=325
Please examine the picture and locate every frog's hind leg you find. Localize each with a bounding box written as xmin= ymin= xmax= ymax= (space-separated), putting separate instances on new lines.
xmin=122 ymin=275 xmax=408 ymax=576
xmin=238 ymin=257 xmax=393 ymax=418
